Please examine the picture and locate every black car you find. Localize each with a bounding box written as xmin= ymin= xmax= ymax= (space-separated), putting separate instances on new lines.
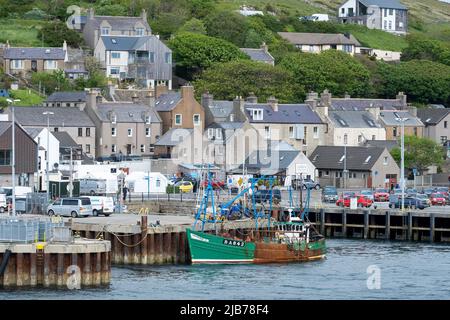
xmin=389 ymin=196 xmax=425 ymax=210
xmin=253 ymin=189 xmax=281 ymax=204
xmin=322 ymin=186 xmax=338 ymax=203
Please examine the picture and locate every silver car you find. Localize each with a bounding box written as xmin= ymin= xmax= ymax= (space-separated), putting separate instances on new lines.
xmin=47 ymin=197 xmax=93 ymax=218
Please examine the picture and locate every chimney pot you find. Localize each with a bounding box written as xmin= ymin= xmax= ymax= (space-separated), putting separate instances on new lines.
xmin=267 ymin=96 xmax=278 ymax=112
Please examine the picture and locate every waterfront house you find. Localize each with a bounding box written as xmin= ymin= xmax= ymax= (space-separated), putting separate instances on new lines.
xmin=309 ymin=145 xmax=400 ymax=188
xmin=278 ymin=32 xmax=361 ymax=55
xmin=338 ymin=0 xmax=408 ymax=34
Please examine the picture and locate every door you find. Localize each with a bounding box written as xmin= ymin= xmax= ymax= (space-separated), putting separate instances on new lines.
xmin=126 ymin=144 xmax=132 ymax=155
xmin=31 ymin=60 xmax=37 ymax=72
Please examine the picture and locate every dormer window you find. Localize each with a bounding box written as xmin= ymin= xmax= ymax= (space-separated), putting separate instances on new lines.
xmin=252 ymin=109 xmax=263 ymax=121
xmin=207 ymin=128 xmax=214 ymax=140
xmin=136 ymin=28 xmax=144 ymax=36
xmin=145 ymin=115 xmax=151 ymax=124
xmin=111 ymin=114 xmax=117 ymax=124
xmin=101 ymin=27 xmax=110 ymax=35
xmin=216 ymin=129 xmax=222 ymax=140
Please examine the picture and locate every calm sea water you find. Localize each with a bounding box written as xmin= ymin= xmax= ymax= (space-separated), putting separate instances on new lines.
xmin=1 ymin=239 xmax=450 ymax=300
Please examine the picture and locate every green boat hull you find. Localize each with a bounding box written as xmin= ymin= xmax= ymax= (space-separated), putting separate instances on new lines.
xmin=187 ymin=229 xmax=256 ymax=264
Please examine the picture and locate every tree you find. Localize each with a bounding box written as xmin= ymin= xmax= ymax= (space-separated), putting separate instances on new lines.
xmin=178 ymin=18 xmax=206 ymax=35
xmin=151 ymin=11 xmax=189 ymax=39
xmin=279 ymin=50 xmax=372 ymax=97
xmin=377 ymin=60 xmax=450 ymax=104
xmin=401 ymin=35 xmax=450 ymax=66
xmin=38 ymin=21 xmax=83 ymax=47
xmin=31 ymin=70 xmax=71 ymax=95
xmin=204 ymin=10 xmax=249 ymax=47
xmin=169 ymin=32 xmax=248 ymax=78
xmin=74 ymin=57 xmax=108 ymax=90
xmin=390 ymin=135 xmax=446 ymax=173
xmin=193 ymin=60 xmax=304 ymax=103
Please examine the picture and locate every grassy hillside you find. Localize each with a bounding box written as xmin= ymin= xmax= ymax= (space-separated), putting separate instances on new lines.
xmin=0 ymin=19 xmax=46 ymax=47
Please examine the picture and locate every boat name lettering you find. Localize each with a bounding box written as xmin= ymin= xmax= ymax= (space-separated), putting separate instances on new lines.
xmin=223 ymin=239 xmax=245 ymax=247
xmin=190 ymin=233 xmax=209 ymax=243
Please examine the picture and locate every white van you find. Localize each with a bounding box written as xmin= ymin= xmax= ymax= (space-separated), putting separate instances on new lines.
xmin=87 ymin=196 xmax=115 ymax=216
xmin=0 ymin=186 xmax=32 ymax=197
xmin=0 ymin=194 xmax=7 ymax=213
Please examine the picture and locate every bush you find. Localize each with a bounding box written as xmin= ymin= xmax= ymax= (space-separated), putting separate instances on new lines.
xmin=166 ymin=185 xmax=180 ymax=194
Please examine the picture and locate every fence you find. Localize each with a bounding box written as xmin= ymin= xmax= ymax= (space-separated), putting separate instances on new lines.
xmin=25 ymin=192 xmax=50 ymax=215
xmin=0 ymin=216 xmax=65 ymax=243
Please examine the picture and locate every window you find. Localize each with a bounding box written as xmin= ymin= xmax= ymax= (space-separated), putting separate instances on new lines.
xmin=110 ymin=68 xmax=120 ymax=75
xmin=348 ymin=8 xmax=354 ymax=16
xmin=145 ymin=115 xmax=151 ymax=124
xmin=156 ymin=179 xmax=161 ymax=187
xmin=444 ymin=121 xmax=447 ymax=129
xmin=341 ymin=8 xmax=345 ymax=14
xmin=264 ymin=126 xmax=270 ymax=139
xmin=289 ymin=126 xmax=295 ymax=138
xmin=309 ymin=45 xmax=314 ymax=52
xmin=0 ymin=150 xmax=11 ymax=166
xmin=388 ymin=21 xmax=392 ymax=30
xmin=372 ymin=135 xmax=376 ymax=140
xmin=342 ymin=45 xmax=353 ymax=53
xmin=175 ymin=114 xmax=182 ymax=125
xmin=324 ymin=170 xmax=329 ymax=176
xmin=251 ymin=109 xmax=263 ymax=121
xmin=44 ymin=60 xmax=57 ymax=70
xmin=86 ymin=144 xmax=90 ymax=154
xmin=140 ymin=144 xmax=145 ymax=153
xmin=389 ymin=9 xmax=394 ymax=15
xmin=127 ymin=128 xmax=133 ymax=137
xmin=10 ymin=60 xmax=23 ymax=69
xmin=384 ymin=21 xmax=387 ymax=29
xmin=207 ymin=128 xmax=214 ymax=140
xmin=86 ymin=128 xmax=90 ymax=137
xmin=111 ymin=114 xmax=117 ymax=124
xmin=112 ymin=144 xmax=116 ymax=153
xmin=441 ymin=136 xmax=448 ymax=144
xmin=193 ymin=114 xmax=200 ymax=126
xmin=136 ymin=28 xmax=144 ymax=36
xmin=149 ymin=144 xmax=155 ymax=153
xmin=66 ymin=103 xmax=70 ymax=107
xmin=399 ymin=22 xmax=404 ymax=28
xmin=54 ymin=128 xmax=58 ymax=132
xmin=383 ymin=157 xmax=388 ymax=165
xmin=111 ymin=127 xmax=116 ymax=137
xmin=149 ymin=52 xmax=155 ymax=63
xmin=216 ymin=128 xmax=222 ymax=140
xmin=145 ymin=127 xmax=151 ymax=137
xmin=111 ymin=52 xmax=121 ymax=59
xmin=384 ymin=9 xmax=387 ymax=17
xmin=78 ymin=128 xmax=83 ymax=137
xmin=393 ymin=127 xmax=397 ymax=137
xmin=165 ymin=52 xmax=172 ymax=64
xmin=101 ymin=27 xmax=110 ymax=35
xmin=313 ymin=127 xmax=318 ymax=139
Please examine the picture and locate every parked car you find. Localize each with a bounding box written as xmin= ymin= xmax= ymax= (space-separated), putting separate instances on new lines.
xmin=253 ymin=189 xmax=281 ymax=203
xmin=374 ymin=188 xmax=390 ymax=202
xmin=430 ymin=193 xmax=446 ymax=206
xmin=176 ymin=181 xmax=194 ymax=193
xmin=336 ymin=195 xmax=373 ymax=208
xmin=322 ymin=186 xmax=338 ymax=203
xmin=47 ymin=197 xmax=93 ymax=218
xmin=201 ymin=179 xmax=225 ymax=189
xmin=389 ymin=196 xmax=426 ymax=210
xmin=88 ymin=196 xmax=115 ymax=216
xmin=360 ymin=189 xmax=374 ymax=201
xmin=79 ymin=178 xmax=107 ymax=195
xmin=342 ymin=191 xmax=357 ymax=198
xmin=422 ymin=187 xmax=436 ymax=197
xmin=415 ymin=194 xmax=431 ymax=207
xmin=300 ymin=178 xmax=321 ymax=190
xmin=0 ymin=193 xmax=6 ymax=213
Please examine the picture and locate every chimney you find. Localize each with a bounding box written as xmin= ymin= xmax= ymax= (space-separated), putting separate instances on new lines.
xmin=201 ymin=90 xmax=213 ymax=109
xmin=409 ymin=105 xmax=417 ymax=117
xmin=320 ymin=89 xmax=332 ymax=108
xmin=305 ymin=91 xmax=318 ymax=110
xmin=344 ymin=92 xmax=350 ymax=99
xmin=88 ymin=8 xmax=95 ymax=20
xmin=267 ymin=96 xmax=278 ymax=112
xmin=131 ymin=92 xmax=139 ymax=104
xmin=181 ymin=85 xmax=194 ymax=99
xmin=62 ymin=40 xmax=67 ymax=52
xmin=396 ymin=91 xmax=407 ymax=110
xmin=155 ymin=84 xmax=168 ymax=98
xmin=86 ymin=88 xmax=99 ymax=111
xmin=367 ymin=106 xmax=380 ymax=120
xmin=141 ymin=9 xmax=147 ymax=21
xmin=246 ymin=92 xmax=258 ymax=104
xmin=144 ymin=91 xmax=155 ymax=107
xmin=233 ymin=96 xmax=245 ymax=121
xmin=260 ymin=42 xmax=268 ymax=53
xmin=6 ymin=40 xmax=10 ymax=49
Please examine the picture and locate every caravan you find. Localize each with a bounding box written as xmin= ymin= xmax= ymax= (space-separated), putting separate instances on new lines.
xmin=125 ymin=172 xmax=168 ymax=194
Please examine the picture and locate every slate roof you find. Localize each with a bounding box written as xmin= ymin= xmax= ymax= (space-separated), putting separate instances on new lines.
xmin=417 ymin=108 xmax=450 ymax=126
xmin=154 ymin=128 xmax=193 ymax=146
xmin=330 ymin=98 xmax=401 ymax=111
xmin=46 ymin=91 xmax=87 ymax=103
xmin=309 ymin=146 xmax=385 ymax=170
xmin=52 ymin=131 xmax=79 ymax=148
xmin=240 ymin=48 xmax=274 ymax=63
xmin=0 ymin=122 xmax=11 ymax=136
xmin=96 ymin=103 xmax=162 ymax=123
xmin=365 ymin=139 xmax=398 ymax=151
xmin=207 ymin=100 xmax=234 ymax=119
xmin=89 ymin=15 xmax=151 ymax=32
xmin=4 ymin=48 xmax=66 ymax=60
xmin=237 ymin=150 xmax=300 ymax=175
xmin=329 ymin=110 xmax=382 ymax=128
xmin=359 ymin=0 xmax=407 ymax=10
xmin=244 ymin=104 xmax=323 ymax=124
xmin=379 ymin=110 xmax=424 ymax=126
xmin=278 ymin=32 xmax=361 ymax=46
xmin=207 ymin=122 xmax=245 ymax=142
xmin=155 ymin=92 xmax=182 ymax=112
xmin=12 ymin=107 xmax=95 ymax=127
xmin=24 ymin=127 xmax=44 ymax=139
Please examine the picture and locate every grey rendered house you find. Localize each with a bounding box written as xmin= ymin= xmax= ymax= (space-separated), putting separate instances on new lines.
xmin=417 ymin=108 xmax=450 ymax=154
xmin=338 ymin=0 xmax=408 ymax=34
xmin=10 ymin=106 xmax=96 ymax=158
xmin=82 ymin=8 xmax=152 ymax=49
xmin=310 ymin=146 xmax=400 ymax=188
xmin=94 ymin=35 xmax=172 ymax=89
xmin=84 ymin=90 xmax=162 ymax=158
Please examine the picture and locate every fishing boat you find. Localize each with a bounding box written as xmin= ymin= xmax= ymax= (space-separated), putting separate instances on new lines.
xmin=187 ymin=173 xmax=326 ymax=264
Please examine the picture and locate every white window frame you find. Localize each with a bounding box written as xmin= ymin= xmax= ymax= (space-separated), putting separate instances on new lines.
xmin=383 ymin=156 xmax=388 ymax=165
xmin=111 ymin=52 xmax=121 ymax=59
xmin=216 ymin=128 xmax=222 ymax=140
xmin=111 ymin=127 xmax=117 ymax=137
xmin=10 ymin=60 xmax=23 ymax=70
xmin=207 ymin=128 xmax=214 ymax=140
xmin=145 ymin=127 xmax=151 ymax=137
xmin=165 ymin=52 xmax=172 ymax=64
xmin=127 ymin=128 xmax=133 ymax=137
xmin=140 ymin=144 xmax=145 ymax=153
xmin=44 ymin=60 xmax=57 ymax=70
xmin=175 ymin=114 xmax=182 ymax=125
xmin=111 ymin=114 xmax=117 ymax=124
xmin=289 ymin=126 xmax=295 ymax=139
xmin=145 ymin=115 xmax=151 ymax=124
xmin=313 ymin=126 xmax=319 ymax=139
xmin=193 ymin=114 xmax=201 ymax=126
xmin=101 ymin=27 xmax=110 ymax=35
xmin=136 ymin=28 xmax=144 ymax=36
xmin=112 ymin=144 xmax=116 ymax=153
xmin=110 ymin=68 xmax=120 ymax=75
xmin=251 ymin=109 xmax=263 ymax=121
xmin=264 ymin=126 xmax=271 ymax=140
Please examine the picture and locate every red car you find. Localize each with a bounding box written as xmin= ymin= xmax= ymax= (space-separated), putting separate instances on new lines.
xmin=374 ymin=188 xmax=390 ymax=202
xmin=336 ymin=195 xmax=373 ymax=208
xmin=430 ymin=193 xmax=446 ymax=206
xmin=201 ymin=179 xmax=225 ymax=189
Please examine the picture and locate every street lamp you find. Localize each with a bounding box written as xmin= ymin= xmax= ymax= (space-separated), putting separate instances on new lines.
xmin=394 ymin=113 xmax=409 ymax=211
xmin=7 ymin=99 xmax=21 ymax=216
xmin=343 ymin=133 xmax=348 ymax=189
xmin=43 ymin=111 xmax=54 ymax=202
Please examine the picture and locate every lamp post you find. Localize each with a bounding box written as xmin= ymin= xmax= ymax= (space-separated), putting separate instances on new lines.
xmin=394 ymin=114 xmax=409 ymax=211
xmin=343 ymin=133 xmax=348 ymax=189
xmin=7 ymin=99 xmax=20 ymax=216
xmin=43 ymin=111 xmax=54 ymax=202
